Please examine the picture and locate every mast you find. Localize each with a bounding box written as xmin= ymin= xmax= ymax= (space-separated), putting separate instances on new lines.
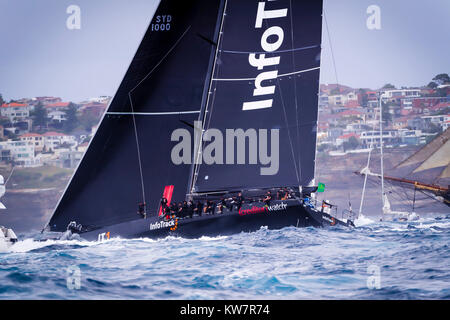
xmin=189 ymin=0 xmax=228 ymax=196
xmin=379 ymin=93 xmax=386 ymax=215
xmin=358 ymin=125 xmax=375 ymax=217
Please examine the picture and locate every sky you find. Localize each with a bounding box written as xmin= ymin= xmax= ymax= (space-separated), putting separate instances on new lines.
xmin=0 ymin=0 xmax=449 ymax=102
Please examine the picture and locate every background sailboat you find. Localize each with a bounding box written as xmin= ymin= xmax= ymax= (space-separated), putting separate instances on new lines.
xmin=358 ymin=94 xmax=449 ymax=221
xmin=0 ymin=174 xmax=18 ymax=249
xmin=41 ymin=0 xmax=352 ymax=240
xmin=358 ymin=94 xmax=419 ymax=221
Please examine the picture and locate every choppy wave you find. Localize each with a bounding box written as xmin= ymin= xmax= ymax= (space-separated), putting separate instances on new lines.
xmin=1 ymin=214 xmax=449 ymax=299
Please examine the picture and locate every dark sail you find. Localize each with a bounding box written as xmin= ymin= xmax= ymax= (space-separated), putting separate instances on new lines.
xmin=47 ymin=0 xmax=223 ymax=232
xmin=192 ymin=0 xmax=323 ymax=193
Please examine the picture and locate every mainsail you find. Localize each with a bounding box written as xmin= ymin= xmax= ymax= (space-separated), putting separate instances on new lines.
xmin=47 ymin=0 xmax=223 ymax=231
xmin=192 ymin=0 xmax=323 ymax=193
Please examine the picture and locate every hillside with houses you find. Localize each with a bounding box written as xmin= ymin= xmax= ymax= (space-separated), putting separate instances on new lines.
xmin=0 ymin=74 xmax=449 ymax=231
xmin=317 ymin=74 xmax=450 ymax=158
xmin=0 ymin=74 xmax=449 ymax=184
xmin=0 ymin=74 xmax=448 ymax=177
xmin=0 ymin=95 xmax=110 ymax=173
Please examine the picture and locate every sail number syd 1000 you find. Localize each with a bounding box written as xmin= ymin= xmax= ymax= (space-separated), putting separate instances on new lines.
xmin=151 ymin=15 xmax=172 ymax=31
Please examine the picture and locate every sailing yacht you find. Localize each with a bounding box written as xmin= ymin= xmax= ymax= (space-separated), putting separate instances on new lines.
xmin=358 ymin=94 xmax=420 ymax=221
xmin=0 ymin=226 xmax=18 ymax=249
xmin=42 ymin=0 xmax=353 ymax=241
xmin=0 ymin=174 xmax=18 ymax=249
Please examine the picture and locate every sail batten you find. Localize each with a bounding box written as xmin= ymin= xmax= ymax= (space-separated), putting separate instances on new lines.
xmin=106 ymin=111 xmax=200 ymax=116
xmin=212 ymin=66 xmax=320 ymax=81
xmin=221 ymin=44 xmax=320 ymax=55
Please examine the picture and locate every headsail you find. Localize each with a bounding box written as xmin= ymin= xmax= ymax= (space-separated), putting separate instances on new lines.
xmin=46 ymin=0 xmax=223 ymax=232
xmin=192 ymin=0 xmax=323 ymax=193
xmin=383 ymin=128 xmax=450 ymax=206
xmin=393 ymin=128 xmax=450 ymax=186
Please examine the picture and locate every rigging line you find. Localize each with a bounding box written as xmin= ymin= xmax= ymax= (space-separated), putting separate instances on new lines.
xmin=128 ymin=93 xmax=146 ymax=205
xmin=263 ymin=16 xmax=300 ymax=185
xmin=192 ymin=12 xmax=225 ymax=191
xmin=289 ymin=0 xmax=302 ymax=184
xmin=129 ymin=26 xmax=192 ymax=95
xmin=41 ymin=23 xmax=193 ymax=231
xmin=417 ymin=188 xmax=445 ymax=204
xmin=212 ymin=66 xmax=320 ymax=81
xmin=221 ymin=44 xmax=319 ymax=55
xmin=4 ymin=166 xmax=15 ymax=186
xmin=191 ymin=0 xmax=228 ymax=191
xmin=126 ymin=26 xmax=191 ymax=207
xmin=323 ymin=11 xmax=340 ymax=93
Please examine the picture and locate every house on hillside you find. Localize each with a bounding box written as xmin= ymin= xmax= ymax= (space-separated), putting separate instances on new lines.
xmin=0 ymin=103 xmax=30 ymax=122
xmin=18 ymin=133 xmax=44 ymax=152
xmin=45 ymin=102 xmax=71 ymax=113
xmin=79 ymin=102 xmax=107 ymax=119
xmin=43 ymin=132 xmax=77 ymax=151
xmin=0 ymin=140 xmax=39 ymax=167
xmin=336 ymin=133 xmax=360 ymax=147
xmin=380 ymin=89 xmax=421 ymax=104
xmin=335 ymin=109 xmax=366 ymax=123
xmin=33 ymin=96 xmax=62 ymax=106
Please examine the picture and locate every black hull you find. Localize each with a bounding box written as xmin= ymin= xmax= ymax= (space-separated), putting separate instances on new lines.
xmin=71 ymin=200 xmax=352 ymax=242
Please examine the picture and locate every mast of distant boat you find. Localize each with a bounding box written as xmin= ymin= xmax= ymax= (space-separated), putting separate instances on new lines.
xmin=379 ymin=93 xmax=386 ymax=219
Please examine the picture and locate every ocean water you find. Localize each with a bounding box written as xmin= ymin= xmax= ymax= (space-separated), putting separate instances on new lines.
xmin=1 ymin=215 xmax=449 ymax=300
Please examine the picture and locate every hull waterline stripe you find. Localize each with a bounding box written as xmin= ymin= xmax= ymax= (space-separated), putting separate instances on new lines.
xmin=212 ymin=66 xmax=320 ymax=82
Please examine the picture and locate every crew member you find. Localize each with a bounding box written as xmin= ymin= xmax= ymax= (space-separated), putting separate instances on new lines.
xmin=263 ymin=191 xmax=272 ymax=206
xmin=321 ymin=200 xmax=334 ymax=214
xmin=217 ymin=197 xmax=227 ymax=214
xmin=194 ymin=200 xmax=203 ymax=217
xmin=160 ymin=197 xmax=168 ymax=213
xmin=277 ymin=189 xmax=283 ymax=200
xmin=187 ymin=200 xmax=194 ymax=218
xmin=137 ymin=202 xmax=146 ymax=218
xmin=181 ymin=201 xmax=188 ymax=218
xmin=225 ymin=197 xmax=233 ymax=211
xmin=204 ymin=200 xmax=215 ymax=215
xmin=177 ymin=201 xmax=184 ymax=218
xmin=281 ymin=187 xmax=290 ymax=200
xmin=235 ymin=192 xmax=244 ymax=212
xmin=164 ymin=202 xmax=171 ymax=218
xmin=169 ymin=202 xmax=178 ymax=218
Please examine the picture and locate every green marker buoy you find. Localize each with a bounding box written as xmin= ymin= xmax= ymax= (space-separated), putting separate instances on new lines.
xmin=317 ymin=183 xmax=325 ymax=193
